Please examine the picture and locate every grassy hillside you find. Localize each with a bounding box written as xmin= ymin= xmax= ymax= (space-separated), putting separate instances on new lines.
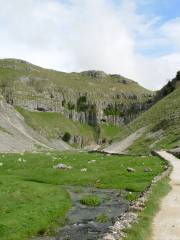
xmin=16 ymin=107 xmax=96 ymax=146
xmin=16 ymin=107 xmax=124 ymax=146
xmin=114 ymin=86 xmax=180 ymax=154
xmin=100 ymin=123 xmax=122 ymax=142
xmin=0 ymin=58 xmax=152 ymax=103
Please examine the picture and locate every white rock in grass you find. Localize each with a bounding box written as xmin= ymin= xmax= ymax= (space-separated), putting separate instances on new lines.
xmin=0 ymin=162 xmax=3 ymax=167
xmin=127 ymin=167 xmax=135 ymax=173
xmin=81 ymin=168 xmax=87 ymax=172
xmin=54 ymin=163 xmax=67 ymax=169
xmin=54 ymin=163 xmax=72 ymax=170
xmin=88 ymin=160 xmax=96 ymax=164
xmin=67 ymin=166 xmax=73 ymax=170
xmin=17 ymin=158 xmax=22 ymax=162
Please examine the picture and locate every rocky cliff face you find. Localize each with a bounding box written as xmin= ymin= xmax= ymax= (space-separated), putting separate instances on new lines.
xmin=12 ymin=88 xmax=153 ymax=127
xmin=154 ymin=71 xmax=180 ymax=102
xmin=0 ymin=59 xmax=154 ymax=132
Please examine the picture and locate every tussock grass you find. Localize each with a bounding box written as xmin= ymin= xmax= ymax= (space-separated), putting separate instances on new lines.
xmin=80 ymin=195 xmax=101 ymax=206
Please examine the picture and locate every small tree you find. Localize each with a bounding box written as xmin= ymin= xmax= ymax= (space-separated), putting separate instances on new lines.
xmin=62 ymin=132 xmax=71 ymax=142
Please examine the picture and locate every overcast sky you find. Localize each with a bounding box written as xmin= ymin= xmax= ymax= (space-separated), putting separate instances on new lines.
xmin=0 ymin=0 xmax=180 ymax=90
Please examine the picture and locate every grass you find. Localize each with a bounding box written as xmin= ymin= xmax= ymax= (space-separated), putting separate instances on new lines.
xmin=100 ymin=123 xmax=121 ymax=141
xmin=0 ymin=176 xmax=71 ymax=240
xmin=0 ymin=58 xmax=152 ymax=103
xmin=115 ymin=86 xmax=180 ymax=154
xmin=126 ymin=177 xmax=170 ymax=240
xmin=80 ymin=194 xmax=101 ymax=206
xmin=96 ymin=213 xmax=109 ymax=223
xmin=0 ymin=151 xmax=164 ymax=240
xmin=16 ymin=106 xmax=96 ymax=146
xmin=16 ymin=107 xmax=124 ymax=145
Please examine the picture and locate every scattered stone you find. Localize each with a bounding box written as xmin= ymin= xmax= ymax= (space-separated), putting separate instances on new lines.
xmin=164 ymin=165 xmax=168 ymax=170
xmin=54 ymin=163 xmax=72 ymax=170
xmin=96 ymin=179 xmax=101 ymax=183
xmin=0 ymin=162 xmax=3 ymax=167
xmin=104 ymin=234 xmax=116 ymax=240
xmin=102 ymin=154 xmax=171 ymax=240
xmin=67 ymin=166 xmax=73 ymax=170
xmin=17 ymin=158 xmax=26 ymax=163
xmin=144 ymin=168 xmax=152 ymax=173
xmin=88 ymin=160 xmax=96 ymax=164
xmin=81 ymin=168 xmax=87 ymax=172
xmin=127 ymin=167 xmax=135 ymax=173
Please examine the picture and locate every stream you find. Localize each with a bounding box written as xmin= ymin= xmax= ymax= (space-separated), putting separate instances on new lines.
xmin=35 ymin=187 xmax=129 ymax=240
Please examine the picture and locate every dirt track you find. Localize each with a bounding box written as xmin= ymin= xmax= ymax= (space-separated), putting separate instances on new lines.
xmin=103 ymin=128 xmax=145 ymax=154
xmin=152 ymin=151 xmax=180 ymax=240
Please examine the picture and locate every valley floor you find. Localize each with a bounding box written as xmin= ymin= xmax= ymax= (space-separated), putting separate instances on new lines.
xmin=0 ymin=151 xmax=164 ymax=240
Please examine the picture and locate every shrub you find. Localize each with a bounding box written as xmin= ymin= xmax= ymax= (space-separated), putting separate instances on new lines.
xmin=67 ymin=101 xmax=75 ymax=110
xmin=62 ymin=132 xmax=71 ymax=142
xmin=77 ymin=96 xmax=88 ymax=112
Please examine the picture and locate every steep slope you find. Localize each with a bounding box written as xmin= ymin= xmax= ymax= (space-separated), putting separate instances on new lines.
xmin=16 ymin=106 xmax=97 ymax=147
xmin=0 ymin=58 xmax=153 ymax=125
xmin=108 ymin=75 xmax=180 ymax=154
xmin=0 ymin=58 xmax=154 ymax=146
xmin=0 ymin=97 xmax=70 ymax=152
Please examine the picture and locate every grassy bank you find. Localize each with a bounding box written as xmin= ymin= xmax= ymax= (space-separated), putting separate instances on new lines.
xmin=0 ymin=151 xmax=165 ymax=240
xmin=126 ymin=177 xmax=171 ymax=240
xmin=16 ymin=107 xmax=96 ymax=146
xmin=115 ymin=87 xmax=180 ymax=154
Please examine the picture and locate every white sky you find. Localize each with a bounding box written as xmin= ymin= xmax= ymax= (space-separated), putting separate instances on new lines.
xmin=0 ymin=0 xmax=180 ymax=90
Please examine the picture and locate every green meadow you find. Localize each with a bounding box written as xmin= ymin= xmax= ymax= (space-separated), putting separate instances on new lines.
xmin=0 ymin=151 xmax=164 ymax=240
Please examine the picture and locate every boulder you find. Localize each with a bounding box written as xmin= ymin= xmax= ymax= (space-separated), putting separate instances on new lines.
xmin=144 ymin=168 xmax=152 ymax=173
xmin=127 ymin=167 xmax=135 ymax=173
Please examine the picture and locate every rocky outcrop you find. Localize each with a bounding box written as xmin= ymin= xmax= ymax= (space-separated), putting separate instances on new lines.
xmin=13 ymin=91 xmax=152 ymax=128
xmin=154 ymin=71 xmax=180 ymax=102
xmin=0 ymin=59 xmax=154 ymax=130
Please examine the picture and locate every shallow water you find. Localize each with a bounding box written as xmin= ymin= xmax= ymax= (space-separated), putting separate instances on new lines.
xmin=34 ymin=187 xmax=129 ymax=240
xmin=56 ymin=187 xmax=129 ymax=240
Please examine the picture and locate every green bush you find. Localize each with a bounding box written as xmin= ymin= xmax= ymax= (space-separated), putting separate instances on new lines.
xmin=62 ymin=132 xmax=71 ymax=142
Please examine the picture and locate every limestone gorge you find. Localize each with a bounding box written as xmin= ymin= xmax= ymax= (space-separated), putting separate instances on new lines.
xmin=0 ymin=58 xmax=179 ymax=240
xmin=0 ymin=59 xmax=154 ymax=148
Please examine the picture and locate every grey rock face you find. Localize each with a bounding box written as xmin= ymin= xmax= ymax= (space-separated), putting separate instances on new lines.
xmin=81 ymin=70 xmax=107 ymax=78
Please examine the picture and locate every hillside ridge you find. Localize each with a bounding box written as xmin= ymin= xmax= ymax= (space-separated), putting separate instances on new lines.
xmin=0 ymin=58 xmax=154 ymax=147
